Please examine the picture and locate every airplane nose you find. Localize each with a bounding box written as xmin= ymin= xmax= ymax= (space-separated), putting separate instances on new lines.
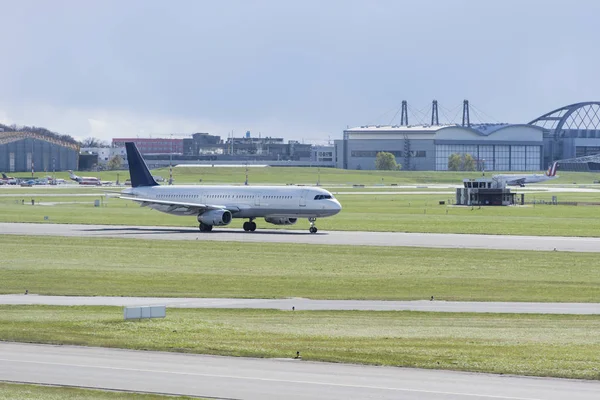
xmin=332 ymin=199 xmax=342 ymax=213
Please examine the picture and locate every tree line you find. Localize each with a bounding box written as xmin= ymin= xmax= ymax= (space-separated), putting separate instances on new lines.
xmin=0 ymin=123 xmax=79 ymax=145
xmin=373 ymin=151 xmax=478 ymax=171
xmin=447 ymin=153 xmax=476 ymax=171
xmin=0 ymin=123 xmax=113 ymax=148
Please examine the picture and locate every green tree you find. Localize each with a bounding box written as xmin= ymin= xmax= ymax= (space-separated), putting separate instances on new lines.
xmin=375 ymin=152 xmax=398 ymax=170
xmin=81 ymin=137 xmax=109 ymax=148
xmin=448 ymin=153 xmax=462 ymax=171
xmin=463 ymin=153 xmax=476 ymax=171
xmin=107 ymin=155 xmax=123 ymax=170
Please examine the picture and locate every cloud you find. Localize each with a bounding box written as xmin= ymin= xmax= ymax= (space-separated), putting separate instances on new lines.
xmin=0 ymin=103 xmax=331 ymax=144
xmin=1 ymin=0 xmax=599 ymax=142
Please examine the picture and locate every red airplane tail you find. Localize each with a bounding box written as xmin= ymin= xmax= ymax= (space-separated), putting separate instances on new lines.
xmin=546 ymin=162 xmax=558 ymax=177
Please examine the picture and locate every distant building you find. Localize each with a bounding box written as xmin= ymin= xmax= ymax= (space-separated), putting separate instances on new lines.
xmin=338 ymin=101 xmax=600 ymax=171
xmin=311 ymin=145 xmax=335 ymax=163
xmin=81 ymin=147 xmax=127 ymax=166
xmin=456 ymin=178 xmax=518 ymax=206
xmin=112 ymin=132 xmax=332 ymax=168
xmin=112 ymin=138 xmax=183 ymax=154
xmin=224 ymin=135 xmax=312 ymax=161
xmin=183 ymin=133 xmax=223 ymax=156
xmin=337 ymin=124 xmax=544 ymax=171
xmin=0 ymin=131 xmax=79 ymax=172
xmin=528 ymin=102 xmax=600 ymax=168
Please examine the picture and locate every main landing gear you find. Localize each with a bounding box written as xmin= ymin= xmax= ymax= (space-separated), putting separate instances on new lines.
xmin=199 ymin=222 xmax=213 ymax=232
xmin=243 ymin=218 xmax=257 ymax=232
xmin=309 ymin=217 xmax=318 ymax=234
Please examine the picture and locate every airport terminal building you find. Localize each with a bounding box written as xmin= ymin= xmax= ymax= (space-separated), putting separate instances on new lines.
xmin=336 ymin=101 xmax=600 ymax=171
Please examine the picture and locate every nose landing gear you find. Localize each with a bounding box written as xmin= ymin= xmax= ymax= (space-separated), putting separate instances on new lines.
xmin=309 ymin=217 xmax=318 ymax=234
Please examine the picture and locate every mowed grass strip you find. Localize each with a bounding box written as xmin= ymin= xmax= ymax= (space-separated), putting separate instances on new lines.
xmin=2 ymin=306 xmax=600 ymax=380
xmin=2 ymin=190 xmax=600 ymax=236
xmin=1 ymin=235 xmax=599 ymax=302
xmin=32 ymin=167 xmax=600 ymax=185
xmin=0 ymin=383 xmax=200 ymax=400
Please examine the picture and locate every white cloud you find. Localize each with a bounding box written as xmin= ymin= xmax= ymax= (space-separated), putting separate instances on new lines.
xmin=1 ymin=1 xmax=599 ymax=145
xmin=0 ymin=103 xmax=332 ymax=144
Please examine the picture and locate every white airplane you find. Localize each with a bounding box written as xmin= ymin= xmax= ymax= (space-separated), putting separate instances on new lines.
xmin=120 ymin=142 xmax=342 ymax=233
xmin=68 ymin=171 xmax=113 ymax=186
xmin=493 ymin=162 xmax=559 ymax=187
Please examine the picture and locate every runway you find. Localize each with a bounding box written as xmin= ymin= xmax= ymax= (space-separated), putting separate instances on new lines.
xmin=1 ymin=342 xmax=598 ymax=400
xmin=2 ymin=222 xmax=600 ymax=252
xmin=2 ymin=295 xmax=599 ymax=314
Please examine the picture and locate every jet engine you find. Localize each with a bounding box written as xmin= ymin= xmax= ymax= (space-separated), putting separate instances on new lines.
xmin=198 ymin=209 xmax=232 ymax=226
xmin=264 ymin=217 xmax=298 ymax=225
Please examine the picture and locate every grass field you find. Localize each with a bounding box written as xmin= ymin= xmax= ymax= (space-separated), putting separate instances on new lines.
xmin=20 ymin=166 xmax=600 ymax=185
xmin=2 ymin=235 xmax=599 ymax=302
xmin=1 ymin=306 xmax=599 ymax=380
xmin=1 ymin=189 xmax=600 ymax=236
xmin=0 ymin=382 xmax=199 ymax=400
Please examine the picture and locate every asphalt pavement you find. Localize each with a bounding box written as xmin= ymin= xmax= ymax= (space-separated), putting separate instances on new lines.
xmin=1 ymin=342 xmax=599 ymax=400
xmin=2 ymin=222 xmax=600 ymax=252
xmin=2 ymin=295 xmax=599 ymax=314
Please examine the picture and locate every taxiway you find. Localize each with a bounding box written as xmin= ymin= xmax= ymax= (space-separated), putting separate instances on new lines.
xmin=1 ymin=222 xmax=599 ymax=252
xmin=2 ymin=295 xmax=599 ymax=314
xmin=1 ymin=342 xmax=599 ymax=400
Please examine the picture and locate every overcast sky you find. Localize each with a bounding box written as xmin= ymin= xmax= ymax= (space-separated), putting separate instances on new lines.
xmin=0 ymin=0 xmax=598 ymax=143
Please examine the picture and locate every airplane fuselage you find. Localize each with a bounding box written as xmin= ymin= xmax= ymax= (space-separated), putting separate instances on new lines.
xmin=122 ymin=185 xmax=342 ymax=219
xmin=494 ymin=174 xmax=557 ymax=186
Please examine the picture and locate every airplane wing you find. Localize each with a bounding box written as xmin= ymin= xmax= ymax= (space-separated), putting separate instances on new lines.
xmin=506 ymin=178 xmax=526 ymax=186
xmin=119 ymin=196 xmax=241 ymax=214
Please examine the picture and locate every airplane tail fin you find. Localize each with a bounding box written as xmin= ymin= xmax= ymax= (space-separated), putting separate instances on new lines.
xmin=1 ymin=173 xmax=7 ymax=179
xmin=125 ymin=142 xmax=158 ymax=188
xmin=546 ymin=162 xmax=559 ymax=177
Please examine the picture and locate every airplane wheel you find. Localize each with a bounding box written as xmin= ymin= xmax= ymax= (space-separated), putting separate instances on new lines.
xmin=199 ymin=223 xmax=213 ymax=232
xmin=309 ymin=227 xmax=317 ymax=234
xmin=243 ymin=222 xmax=250 ymax=231
xmin=250 ymin=222 xmax=257 ymax=232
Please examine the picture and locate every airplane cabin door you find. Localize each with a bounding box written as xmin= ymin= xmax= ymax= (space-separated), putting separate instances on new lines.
xmin=299 ymin=190 xmax=307 ymax=207
xmin=254 ymin=193 xmax=261 ymax=206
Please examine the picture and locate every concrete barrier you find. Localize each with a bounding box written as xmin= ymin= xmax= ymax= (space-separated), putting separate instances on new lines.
xmin=124 ymin=306 xmax=166 ymax=320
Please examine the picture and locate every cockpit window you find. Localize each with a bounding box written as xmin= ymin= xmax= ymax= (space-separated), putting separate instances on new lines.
xmin=314 ymin=194 xmax=333 ymax=200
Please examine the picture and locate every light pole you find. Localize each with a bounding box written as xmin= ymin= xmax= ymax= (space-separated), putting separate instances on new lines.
xmin=31 ymin=140 xmax=34 ymax=178
xmin=317 ymin=166 xmax=321 ymax=186
xmin=169 ymin=134 xmax=173 ymax=185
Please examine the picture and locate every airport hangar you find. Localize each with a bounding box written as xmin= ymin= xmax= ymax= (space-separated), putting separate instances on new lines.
xmin=0 ymin=130 xmax=79 ymax=173
xmin=335 ymin=101 xmax=600 ymax=171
